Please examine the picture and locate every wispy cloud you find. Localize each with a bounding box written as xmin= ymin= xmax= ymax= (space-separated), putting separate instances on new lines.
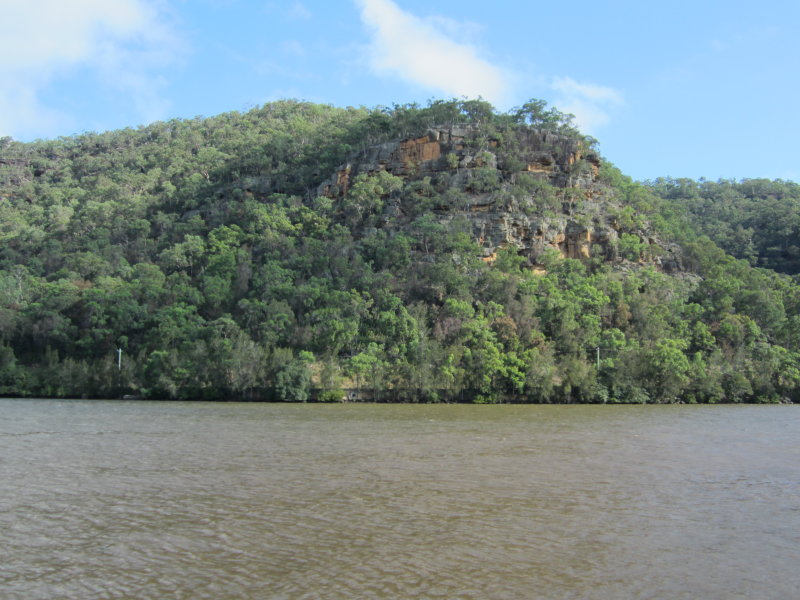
xmin=286 ymin=1 xmax=312 ymax=20
xmin=281 ymin=40 xmax=308 ymax=58
xmin=551 ymin=76 xmax=623 ymax=134
xmin=0 ymin=0 xmax=181 ymax=139
xmin=355 ymin=0 xmax=510 ymax=105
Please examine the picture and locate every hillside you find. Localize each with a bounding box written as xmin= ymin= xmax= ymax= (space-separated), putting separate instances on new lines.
xmin=0 ymin=99 xmax=798 ymax=403
xmin=646 ymin=177 xmax=800 ymax=275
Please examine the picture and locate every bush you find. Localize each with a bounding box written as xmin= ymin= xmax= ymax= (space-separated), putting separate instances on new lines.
xmin=316 ymin=389 xmax=345 ymax=402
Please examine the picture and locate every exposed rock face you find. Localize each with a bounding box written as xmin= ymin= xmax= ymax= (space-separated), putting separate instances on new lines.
xmin=317 ymin=125 xmax=681 ymax=272
xmin=318 ymin=125 xmax=595 ymax=194
xmin=399 ymin=133 xmax=442 ymax=163
xmin=437 ymin=207 xmax=620 ymax=265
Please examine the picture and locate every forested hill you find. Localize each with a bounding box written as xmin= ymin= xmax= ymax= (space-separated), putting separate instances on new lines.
xmin=1 ymin=99 xmax=799 ymax=403
xmin=646 ymin=177 xmax=800 ymax=275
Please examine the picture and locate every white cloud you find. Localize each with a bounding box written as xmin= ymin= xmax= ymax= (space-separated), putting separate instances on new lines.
xmin=552 ymin=77 xmax=623 ymax=105
xmin=0 ymin=0 xmax=181 ymax=138
xmin=0 ymin=82 xmax=65 ymax=140
xmin=286 ymin=1 xmax=312 ymax=20
xmin=355 ymin=0 xmax=510 ymax=104
xmin=281 ymin=40 xmax=307 ymax=58
xmin=551 ymin=76 xmax=623 ymax=134
xmin=550 ymin=77 xmax=624 ymax=134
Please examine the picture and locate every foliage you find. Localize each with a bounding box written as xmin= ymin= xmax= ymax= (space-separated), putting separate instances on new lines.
xmin=0 ymin=98 xmax=798 ymax=402
xmin=646 ymin=177 xmax=800 ymax=274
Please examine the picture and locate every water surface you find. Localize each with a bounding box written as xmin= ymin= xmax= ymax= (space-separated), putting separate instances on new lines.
xmin=1 ymin=400 xmax=799 ymax=599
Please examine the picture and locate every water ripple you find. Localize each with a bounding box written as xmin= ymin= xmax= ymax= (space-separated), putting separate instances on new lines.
xmin=1 ymin=401 xmax=800 ymax=599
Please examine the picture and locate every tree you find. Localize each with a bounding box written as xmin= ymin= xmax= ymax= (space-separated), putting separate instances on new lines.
xmin=341 ymin=171 xmax=403 ymax=225
xmin=646 ymin=339 xmax=691 ymax=402
xmin=273 ymin=349 xmax=314 ymax=402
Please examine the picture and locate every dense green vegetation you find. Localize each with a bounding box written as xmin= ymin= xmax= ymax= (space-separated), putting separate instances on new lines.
xmin=1 ymin=99 xmax=798 ymax=403
xmin=646 ymin=177 xmax=800 ymax=274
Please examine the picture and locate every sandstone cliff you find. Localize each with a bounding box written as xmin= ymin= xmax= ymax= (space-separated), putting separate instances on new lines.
xmin=317 ymin=125 xmax=682 ymax=272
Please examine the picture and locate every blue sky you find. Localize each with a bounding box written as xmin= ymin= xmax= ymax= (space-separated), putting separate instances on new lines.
xmin=2 ymin=0 xmax=799 ymax=182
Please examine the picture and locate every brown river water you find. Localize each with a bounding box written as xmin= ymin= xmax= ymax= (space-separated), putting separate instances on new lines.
xmin=1 ymin=400 xmax=799 ymax=599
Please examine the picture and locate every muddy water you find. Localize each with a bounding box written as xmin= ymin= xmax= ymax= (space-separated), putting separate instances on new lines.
xmin=2 ymin=400 xmax=799 ymax=599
